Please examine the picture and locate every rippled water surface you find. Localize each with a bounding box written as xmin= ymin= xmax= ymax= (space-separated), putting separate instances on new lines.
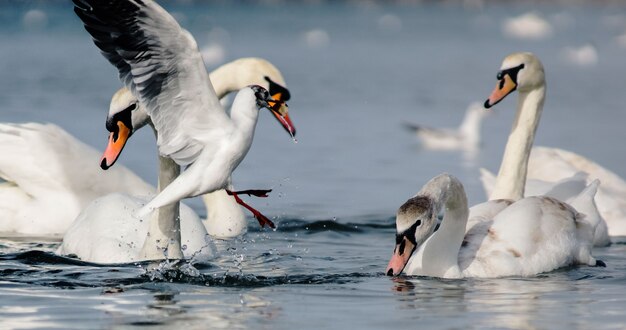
xmin=2 ymin=1 xmax=626 ymax=329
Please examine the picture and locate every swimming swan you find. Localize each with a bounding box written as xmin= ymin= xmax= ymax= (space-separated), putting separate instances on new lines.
xmin=404 ymin=102 xmax=487 ymax=152
xmin=479 ymin=52 xmax=609 ymax=245
xmin=386 ymin=173 xmax=603 ymax=278
xmin=482 ymin=147 xmax=626 ymax=238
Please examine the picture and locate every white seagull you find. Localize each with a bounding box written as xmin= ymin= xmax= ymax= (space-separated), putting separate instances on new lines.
xmin=404 ymin=102 xmax=488 ymax=152
xmin=73 ymin=0 xmax=296 ymax=228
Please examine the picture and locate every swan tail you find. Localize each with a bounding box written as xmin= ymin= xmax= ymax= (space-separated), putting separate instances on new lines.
xmin=568 ymin=179 xmax=609 ymax=261
xmin=543 ymin=171 xmax=589 ymax=201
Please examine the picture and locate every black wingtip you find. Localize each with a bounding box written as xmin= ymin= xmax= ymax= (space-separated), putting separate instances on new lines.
xmin=402 ymin=122 xmax=422 ymax=133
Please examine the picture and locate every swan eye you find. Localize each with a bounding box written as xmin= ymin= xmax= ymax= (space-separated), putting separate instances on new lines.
xmin=498 ymin=63 xmax=525 ymax=85
xmin=127 ymin=103 xmax=137 ymax=111
xmin=415 ymin=220 xmax=422 ymax=226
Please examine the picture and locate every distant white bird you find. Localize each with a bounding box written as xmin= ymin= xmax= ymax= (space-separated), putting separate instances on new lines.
xmin=385 ymin=174 xmax=602 ymax=278
xmin=503 ymin=12 xmax=553 ymax=40
xmin=562 ymin=43 xmax=598 ymax=67
xmin=404 ymin=102 xmax=487 ymax=152
xmin=73 ymin=0 xmax=296 ymax=231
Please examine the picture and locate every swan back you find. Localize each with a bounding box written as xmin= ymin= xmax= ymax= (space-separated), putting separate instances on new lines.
xmin=461 ymin=196 xmax=597 ymax=277
xmin=57 ymin=193 xmax=213 ymax=264
xmin=0 ymin=123 xmax=154 ymax=236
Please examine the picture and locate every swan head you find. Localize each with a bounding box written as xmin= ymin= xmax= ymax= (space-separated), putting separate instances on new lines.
xmin=101 ymin=88 xmax=151 ymax=170
xmin=250 ymin=85 xmax=296 ymax=138
xmin=386 ymin=195 xmax=439 ymax=276
xmin=485 ymin=52 xmax=545 ymax=108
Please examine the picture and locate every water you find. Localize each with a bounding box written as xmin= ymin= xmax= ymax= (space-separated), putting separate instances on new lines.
xmin=2 ymin=1 xmax=626 ymax=328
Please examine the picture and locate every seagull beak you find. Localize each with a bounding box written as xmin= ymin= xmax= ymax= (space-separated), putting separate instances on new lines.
xmin=268 ymin=96 xmax=296 ymax=138
xmin=100 ymin=120 xmax=131 ymax=170
xmin=484 ymin=73 xmax=517 ymax=109
xmin=385 ymin=237 xmax=416 ymax=276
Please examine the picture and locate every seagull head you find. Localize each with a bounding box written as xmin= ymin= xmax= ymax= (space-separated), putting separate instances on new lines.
xmin=251 ymin=85 xmax=296 ymax=139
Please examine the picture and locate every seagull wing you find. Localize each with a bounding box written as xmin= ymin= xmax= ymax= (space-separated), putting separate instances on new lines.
xmin=74 ymin=0 xmax=231 ymax=165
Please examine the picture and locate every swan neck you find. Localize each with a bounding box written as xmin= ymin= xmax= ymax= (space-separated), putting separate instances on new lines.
xmin=414 ymin=175 xmax=468 ymax=278
xmin=210 ymin=62 xmax=239 ymax=99
xmin=138 ymin=155 xmax=183 ymax=261
xmin=490 ymin=86 xmax=545 ymax=200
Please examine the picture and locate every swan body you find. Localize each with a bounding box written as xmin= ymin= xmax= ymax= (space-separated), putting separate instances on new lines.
xmin=56 ymin=192 xmax=214 ymax=264
xmin=0 ymin=122 xmax=153 ymax=237
xmin=405 ymin=102 xmax=487 ymax=151
xmin=527 ymin=146 xmax=626 ymax=237
xmin=74 ymin=0 xmax=295 ymax=222
xmin=479 ymin=52 xmax=609 ymax=245
xmin=386 ymin=174 xmax=601 ymax=278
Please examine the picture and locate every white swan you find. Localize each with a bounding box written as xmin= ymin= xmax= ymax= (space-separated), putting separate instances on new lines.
xmin=0 ymin=58 xmax=291 ymax=238
xmin=478 ymin=52 xmax=610 ymax=245
xmin=404 ymin=102 xmax=487 ymax=152
xmin=0 ymin=122 xmax=152 ymax=237
xmin=74 ymin=0 xmax=296 ymax=227
xmin=57 ymin=155 xmax=215 ymax=264
xmin=386 ymin=173 xmax=602 ymax=278
xmin=527 ymin=147 xmax=626 ymax=237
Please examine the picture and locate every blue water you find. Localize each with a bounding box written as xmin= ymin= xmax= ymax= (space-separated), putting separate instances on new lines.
xmin=2 ymin=1 xmax=626 ymax=329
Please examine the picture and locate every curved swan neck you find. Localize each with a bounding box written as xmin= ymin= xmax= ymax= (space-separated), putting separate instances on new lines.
xmin=490 ymin=85 xmax=546 ymax=200
xmin=138 ymin=155 xmax=183 ymax=261
xmin=209 ymin=58 xmax=285 ymax=99
xmin=411 ymin=175 xmax=469 ymax=278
